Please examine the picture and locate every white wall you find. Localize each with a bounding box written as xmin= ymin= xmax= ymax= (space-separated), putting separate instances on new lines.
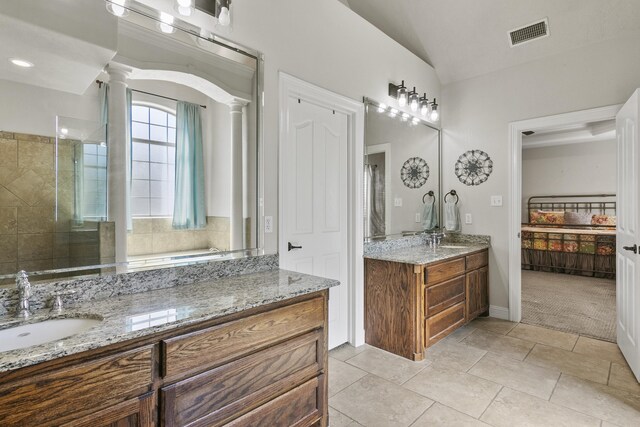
xmin=143 ymin=0 xmax=441 ymax=254
xmin=0 ymin=79 xmax=100 ymax=137
xmin=442 ymin=34 xmax=640 ymax=310
xmin=522 ymin=140 xmax=616 ymax=222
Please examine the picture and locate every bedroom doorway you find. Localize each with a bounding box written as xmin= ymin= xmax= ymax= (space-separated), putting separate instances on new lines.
xmin=507 ymin=105 xmax=622 ymax=340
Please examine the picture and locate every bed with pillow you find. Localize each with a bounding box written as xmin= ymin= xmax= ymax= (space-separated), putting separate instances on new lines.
xmin=521 ymin=194 xmax=616 ymax=279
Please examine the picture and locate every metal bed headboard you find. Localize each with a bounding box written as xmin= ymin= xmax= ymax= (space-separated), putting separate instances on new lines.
xmin=527 ymin=194 xmax=616 ymax=218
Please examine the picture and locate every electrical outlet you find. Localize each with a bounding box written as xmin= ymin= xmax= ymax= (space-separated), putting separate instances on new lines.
xmin=415 ymin=213 xmax=421 ymax=223
xmin=490 ymin=195 xmax=503 ymax=207
xmin=394 ymin=197 xmax=403 ymax=207
xmin=465 ymin=213 xmax=472 ymax=224
xmin=264 ymin=216 xmax=273 ymax=233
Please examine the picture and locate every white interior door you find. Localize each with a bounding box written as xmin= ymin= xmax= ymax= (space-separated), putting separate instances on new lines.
xmin=616 ymin=89 xmax=640 ymax=380
xmin=280 ymin=97 xmax=349 ymax=350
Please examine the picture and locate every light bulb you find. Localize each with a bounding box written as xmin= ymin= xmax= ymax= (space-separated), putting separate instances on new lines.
xmin=377 ymin=103 xmax=387 ymax=113
xmin=410 ymin=98 xmax=418 ymax=112
xmin=159 ymin=12 xmax=175 ymax=33
xmin=409 ymin=88 xmax=419 ymax=112
xmin=177 ymin=0 xmax=191 ymax=7
xmin=218 ymin=6 xmax=230 ymax=26
xmin=397 ymin=91 xmax=407 ymax=107
xmin=430 ymin=106 xmax=439 ymax=121
xmin=107 ymin=0 xmax=127 ymax=17
xmin=420 ymin=103 xmax=428 ymax=117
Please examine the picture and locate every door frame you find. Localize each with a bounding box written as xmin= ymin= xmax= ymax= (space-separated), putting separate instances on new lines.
xmin=279 ymin=72 xmax=366 ymax=346
xmin=507 ymin=104 xmax=622 ymax=322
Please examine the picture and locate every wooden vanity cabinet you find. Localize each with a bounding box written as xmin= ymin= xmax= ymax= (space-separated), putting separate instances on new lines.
xmin=0 ymin=291 xmax=329 ymax=427
xmin=365 ymin=249 xmax=489 ymax=360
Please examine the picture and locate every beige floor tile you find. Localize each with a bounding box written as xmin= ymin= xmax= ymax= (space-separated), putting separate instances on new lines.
xmin=425 ymin=340 xmax=486 ymax=372
xmin=345 ymin=347 xmax=428 ymax=384
xmin=573 ymin=336 xmax=627 ymax=365
xmin=481 ymin=387 xmax=600 ymax=427
xmin=469 ymin=352 xmax=560 ymax=400
xmin=412 ymin=402 xmax=490 ymax=426
xmin=550 ymin=374 xmax=640 ymax=426
xmin=602 ymin=422 xmax=624 ymax=427
xmin=525 ymin=344 xmax=611 ymax=384
xmin=403 ymin=366 xmax=501 ymax=418
xmin=460 ymin=329 xmax=534 ymax=360
xmin=508 ymin=323 xmax=578 ymax=351
xmin=609 ymin=363 xmax=640 ymax=395
xmin=329 ymin=407 xmax=363 ymax=427
xmin=329 ymin=374 xmax=433 ymax=427
xmin=328 ymin=357 xmax=367 ymax=397
xmin=470 ymin=317 xmax=518 ymax=335
xmin=329 ymin=343 xmax=369 ymax=361
xmin=441 ymin=324 xmax=477 ymax=343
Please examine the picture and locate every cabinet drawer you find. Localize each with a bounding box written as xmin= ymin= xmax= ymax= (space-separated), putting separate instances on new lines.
xmin=225 ymin=376 xmax=323 ymax=427
xmin=425 ymin=275 xmax=465 ymax=317
xmin=161 ymin=330 xmax=323 ymax=427
xmin=162 ymin=297 xmax=325 ymax=379
xmin=425 ymin=258 xmax=465 ymax=285
xmin=466 ymin=250 xmax=488 ymax=271
xmin=0 ymin=346 xmax=153 ymax=426
xmin=425 ymin=302 xmax=465 ymax=347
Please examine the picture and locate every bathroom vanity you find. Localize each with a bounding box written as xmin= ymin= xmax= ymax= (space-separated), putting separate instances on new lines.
xmin=0 ymin=268 xmax=336 ymax=426
xmin=364 ymin=242 xmax=489 ymax=361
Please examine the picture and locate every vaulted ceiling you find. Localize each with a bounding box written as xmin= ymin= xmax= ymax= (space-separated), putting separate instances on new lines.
xmin=339 ymin=0 xmax=640 ymax=84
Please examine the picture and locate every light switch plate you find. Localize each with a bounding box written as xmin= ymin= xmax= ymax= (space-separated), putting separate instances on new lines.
xmin=465 ymin=213 xmax=472 ymax=224
xmin=264 ymin=216 xmax=273 ymax=233
xmin=415 ymin=213 xmax=421 ymax=223
xmin=394 ymin=197 xmax=403 ymax=207
xmin=490 ymin=195 xmax=503 ymax=207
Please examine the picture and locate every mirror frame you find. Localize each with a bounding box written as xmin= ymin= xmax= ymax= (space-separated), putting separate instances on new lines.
xmin=363 ymin=97 xmax=442 ymax=241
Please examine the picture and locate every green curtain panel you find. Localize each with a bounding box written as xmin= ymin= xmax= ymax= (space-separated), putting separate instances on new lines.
xmin=173 ymin=101 xmax=206 ymax=229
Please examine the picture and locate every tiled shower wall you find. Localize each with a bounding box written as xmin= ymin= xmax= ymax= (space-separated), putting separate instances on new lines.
xmin=0 ymin=131 xmax=114 ymax=279
xmin=127 ymin=216 xmax=232 ymax=256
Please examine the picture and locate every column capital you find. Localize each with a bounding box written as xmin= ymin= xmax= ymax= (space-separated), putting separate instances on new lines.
xmin=229 ymin=99 xmax=248 ymax=112
xmin=106 ymin=63 xmax=132 ymax=84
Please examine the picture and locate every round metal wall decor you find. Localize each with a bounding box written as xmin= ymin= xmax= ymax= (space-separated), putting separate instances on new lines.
xmin=455 ymin=149 xmax=493 ymax=186
xmin=400 ymin=157 xmax=429 ymax=189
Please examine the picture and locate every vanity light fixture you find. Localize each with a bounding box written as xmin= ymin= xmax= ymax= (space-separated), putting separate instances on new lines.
xmin=430 ymin=99 xmax=439 ymax=122
xmin=388 ymin=80 xmax=408 ymax=107
xmin=217 ymin=0 xmax=231 ymax=26
xmin=408 ymin=87 xmax=419 ymax=112
xmin=9 ymin=58 xmax=34 ymax=68
xmin=159 ymin=12 xmax=176 ymax=33
xmin=106 ymin=0 xmax=129 ymax=17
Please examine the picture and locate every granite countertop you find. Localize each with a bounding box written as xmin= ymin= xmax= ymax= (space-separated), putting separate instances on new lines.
xmin=364 ymin=243 xmax=489 ymax=265
xmin=0 ymin=269 xmax=338 ymax=373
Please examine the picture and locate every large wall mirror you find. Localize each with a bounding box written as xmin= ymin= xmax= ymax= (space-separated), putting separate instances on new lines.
xmin=0 ymin=0 xmax=262 ymax=287
xmin=364 ymin=98 xmax=441 ymax=240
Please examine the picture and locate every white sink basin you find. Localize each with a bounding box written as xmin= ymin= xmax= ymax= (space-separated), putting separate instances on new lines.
xmin=0 ymin=318 xmax=102 ymax=353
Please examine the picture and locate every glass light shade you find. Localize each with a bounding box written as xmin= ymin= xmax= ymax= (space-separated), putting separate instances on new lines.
xmin=397 ymin=87 xmax=408 ymax=107
xmin=430 ymin=106 xmax=439 ymax=121
xmin=218 ymin=6 xmax=231 ymax=26
xmin=177 ymin=0 xmax=192 ymax=7
xmin=107 ymin=0 xmax=128 ymax=17
xmin=420 ymin=103 xmax=428 ymax=117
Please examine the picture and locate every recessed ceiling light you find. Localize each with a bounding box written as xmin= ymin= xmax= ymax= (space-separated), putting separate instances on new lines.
xmin=10 ymin=58 xmax=34 ymax=68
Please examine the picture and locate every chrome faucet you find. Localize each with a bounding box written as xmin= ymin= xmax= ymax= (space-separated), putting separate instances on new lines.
xmin=427 ymin=231 xmax=445 ymax=248
xmin=15 ymin=270 xmax=32 ymax=319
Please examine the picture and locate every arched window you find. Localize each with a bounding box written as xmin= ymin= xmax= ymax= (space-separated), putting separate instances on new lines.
xmin=131 ymin=104 xmax=176 ymax=217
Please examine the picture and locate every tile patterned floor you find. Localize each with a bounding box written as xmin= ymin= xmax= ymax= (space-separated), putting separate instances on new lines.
xmin=328 ymin=318 xmax=640 ymax=427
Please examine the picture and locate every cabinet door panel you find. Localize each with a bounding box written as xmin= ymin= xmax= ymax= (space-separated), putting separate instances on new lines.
xmin=61 ymin=393 xmax=155 ymax=427
xmin=225 ymin=376 xmax=323 ymax=427
xmin=0 ymin=346 xmax=154 ymax=426
xmin=425 ymin=302 xmax=465 ymax=347
xmin=425 ymin=275 xmax=465 ymax=317
xmin=162 ymin=331 xmax=323 ymax=427
xmin=162 ymin=297 xmax=324 ymax=380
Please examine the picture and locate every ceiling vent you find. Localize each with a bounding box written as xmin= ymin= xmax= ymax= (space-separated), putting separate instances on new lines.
xmin=509 ymin=18 xmax=549 ymax=47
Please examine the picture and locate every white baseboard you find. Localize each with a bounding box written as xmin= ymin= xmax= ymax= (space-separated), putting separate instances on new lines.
xmin=489 ymin=305 xmax=510 ymax=320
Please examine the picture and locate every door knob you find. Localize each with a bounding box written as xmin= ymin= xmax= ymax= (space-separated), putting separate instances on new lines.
xmin=288 ymin=242 xmax=302 ymax=252
xmin=623 ymin=244 xmax=638 ymax=254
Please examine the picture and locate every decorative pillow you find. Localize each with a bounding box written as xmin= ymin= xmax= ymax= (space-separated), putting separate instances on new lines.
xmin=530 ymin=210 xmax=565 ymax=225
xmin=564 ymin=211 xmax=593 ymax=225
xmin=591 ymin=214 xmax=616 ymax=226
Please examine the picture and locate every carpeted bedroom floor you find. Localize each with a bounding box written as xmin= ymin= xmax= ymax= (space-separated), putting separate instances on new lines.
xmin=521 ymin=270 xmax=616 ymax=342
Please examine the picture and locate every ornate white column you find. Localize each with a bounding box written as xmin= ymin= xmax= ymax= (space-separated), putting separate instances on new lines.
xmin=229 ymin=101 xmax=245 ymax=251
xmin=106 ymin=64 xmax=131 ymax=266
